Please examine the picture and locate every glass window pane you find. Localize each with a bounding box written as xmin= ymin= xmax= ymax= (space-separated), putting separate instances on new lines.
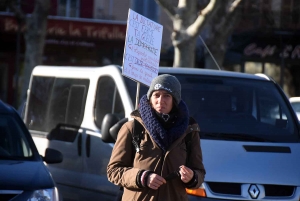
xmin=125 ymin=74 xmax=297 ymax=142
xmin=95 ymin=76 xmax=125 ymax=129
xmin=26 ymin=77 xmax=89 ymax=132
xmin=26 ymin=77 xmax=55 ymax=131
xmin=47 ymin=78 xmax=89 ymax=131
xmin=58 ymin=0 xmax=79 ymax=17
xmin=0 ymin=115 xmax=33 ymax=158
xmin=65 ymin=85 xmax=87 ymax=126
xmin=70 ymin=0 xmax=78 ymax=17
xmin=58 ymin=0 xmax=67 ymax=16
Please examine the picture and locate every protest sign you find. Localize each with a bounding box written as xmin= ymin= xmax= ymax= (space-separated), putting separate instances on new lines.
xmin=122 ymin=9 xmax=163 ymax=87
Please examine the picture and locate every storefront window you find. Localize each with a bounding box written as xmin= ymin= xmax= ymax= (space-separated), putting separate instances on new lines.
xmin=58 ymin=0 xmax=80 ymax=17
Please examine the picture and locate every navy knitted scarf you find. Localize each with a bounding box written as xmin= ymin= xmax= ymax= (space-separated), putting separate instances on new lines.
xmin=139 ymin=95 xmax=189 ymax=153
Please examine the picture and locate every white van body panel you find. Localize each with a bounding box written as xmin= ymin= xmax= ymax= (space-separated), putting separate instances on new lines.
xmin=202 ymin=140 xmax=300 ymax=185
xmin=25 ymin=65 xmax=134 ymax=200
xmin=24 ymin=65 xmax=300 ymax=201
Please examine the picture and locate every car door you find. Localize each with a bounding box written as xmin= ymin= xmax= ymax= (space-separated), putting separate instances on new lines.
xmin=80 ymin=75 xmax=125 ymax=200
xmin=45 ymin=78 xmax=89 ymax=201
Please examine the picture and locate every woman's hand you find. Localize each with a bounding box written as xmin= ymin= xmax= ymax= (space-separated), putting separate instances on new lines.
xmin=179 ymin=165 xmax=194 ymax=183
xmin=147 ymin=173 xmax=166 ymax=190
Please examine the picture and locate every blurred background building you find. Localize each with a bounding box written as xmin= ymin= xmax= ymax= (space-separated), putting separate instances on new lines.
xmin=0 ymin=0 xmax=300 ymax=105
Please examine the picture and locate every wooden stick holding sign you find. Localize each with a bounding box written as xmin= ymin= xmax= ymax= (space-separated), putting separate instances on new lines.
xmin=122 ymin=9 xmax=163 ymax=109
xmin=135 ymin=82 xmax=140 ymax=109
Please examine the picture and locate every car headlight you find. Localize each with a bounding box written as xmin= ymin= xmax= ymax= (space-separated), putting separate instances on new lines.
xmin=27 ymin=187 xmax=59 ymax=201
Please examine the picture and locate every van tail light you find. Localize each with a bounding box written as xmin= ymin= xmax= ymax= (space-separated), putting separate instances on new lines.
xmin=186 ymin=184 xmax=206 ymax=197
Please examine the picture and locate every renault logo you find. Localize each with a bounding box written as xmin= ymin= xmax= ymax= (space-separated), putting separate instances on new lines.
xmin=248 ymin=184 xmax=260 ymax=199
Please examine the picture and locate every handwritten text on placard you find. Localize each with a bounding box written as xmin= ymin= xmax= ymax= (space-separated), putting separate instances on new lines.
xmin=122 ymin=9 xmax=163 ymax=86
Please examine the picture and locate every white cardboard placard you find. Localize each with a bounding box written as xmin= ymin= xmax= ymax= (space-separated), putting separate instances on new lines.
xmin=122 ymin=9 xmax=163 ymax=86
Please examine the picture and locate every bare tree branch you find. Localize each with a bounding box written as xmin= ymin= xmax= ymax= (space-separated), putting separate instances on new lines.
xmin=228 ymin=0 xmax=242 ymax=12
xmin=200 ymin=0 xmax=216 ymax=15
xmin=221 ymin=0 xmax=243 ymax=34
xmin=156 ymin=0 xmax=244 ymax=67
xmin=186 ymin=0 xmax=218 ymax=38
xmin=208 ymin=0 xmax=243 ymax=42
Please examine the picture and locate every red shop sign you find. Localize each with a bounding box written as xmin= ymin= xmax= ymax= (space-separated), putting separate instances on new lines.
xmin=0 ymin=14 xmax=127 ymax=41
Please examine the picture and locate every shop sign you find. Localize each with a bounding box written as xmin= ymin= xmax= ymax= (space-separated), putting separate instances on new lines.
xmin=0 ymin=15 xmax=126 ymax=41
xmin=227 ymin=32 xmax=300 ymax=62
xmin=244 ymin=43 xmax=300 ymax=59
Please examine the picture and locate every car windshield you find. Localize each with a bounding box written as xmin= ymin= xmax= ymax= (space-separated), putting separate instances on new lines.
xmin=124 ymin=74 xmax=298 ymax=143
xmin=0 ymin=114 xmax=33 ymax=159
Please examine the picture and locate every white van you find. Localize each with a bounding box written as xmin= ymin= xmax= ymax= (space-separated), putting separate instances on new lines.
xmin=24 ymin=65 xmax=300 ymax=201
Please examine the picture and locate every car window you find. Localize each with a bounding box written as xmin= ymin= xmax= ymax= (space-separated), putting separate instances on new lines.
xmin=25 ymin=76 xmax=55 ymax=131
xmin=0 ymin=114 xmax=33 ymax=159
xmin=94 ymin=76 xmax=125 ymax=129
xmin=124 ymin=74 xmax=298 ymax=142
xmin=46 ymin=78 xmax=89 ymax=131
xmin=25 ymin=76 xmax=89 ymax=132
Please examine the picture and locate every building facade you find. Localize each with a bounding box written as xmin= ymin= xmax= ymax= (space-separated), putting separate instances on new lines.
xmin=1 ymin=0 xmax=300 ymax=104
xmin=0 ymin=0 xmax=175 ymax=105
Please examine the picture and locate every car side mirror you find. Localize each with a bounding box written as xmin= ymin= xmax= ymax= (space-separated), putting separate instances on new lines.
xmin=43 ymin=148 xmax=63 ymax=164
xmin=101 ymin=113 xmax=120 ymax=143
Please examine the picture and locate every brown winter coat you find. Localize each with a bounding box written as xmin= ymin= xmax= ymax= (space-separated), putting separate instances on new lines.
xmin=107 ymin=112 xmax=206 ymax=201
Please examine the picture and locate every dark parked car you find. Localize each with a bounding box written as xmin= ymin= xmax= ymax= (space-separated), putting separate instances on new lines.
xmin=0 ymin=100 xmax=63 ymax=201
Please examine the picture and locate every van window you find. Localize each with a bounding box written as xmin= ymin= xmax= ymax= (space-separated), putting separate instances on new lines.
xmin=95 ymin=76 xmax=125 ymax=129
xmin=46 ymin=79 xmax=89 ymax=131
xmin=25 ymin=77 xmax=55 ymax=131
xmin=124 ymin=74 xmax=298 ymax=142
xmin=26 ymin=76 xmax=89 ymax=133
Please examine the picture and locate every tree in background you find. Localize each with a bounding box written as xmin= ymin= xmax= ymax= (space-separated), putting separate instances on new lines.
xmin=202 ymin=0 xmax=243 ymax=69
xmin=155 ymin=0 xmax=243 ymax=68
xmin=3 ymin=0 xmax=50 ymax=108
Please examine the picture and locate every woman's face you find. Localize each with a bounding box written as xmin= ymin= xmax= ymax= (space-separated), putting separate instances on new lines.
xmin=150 ymin=90 xmax=173 ymax=114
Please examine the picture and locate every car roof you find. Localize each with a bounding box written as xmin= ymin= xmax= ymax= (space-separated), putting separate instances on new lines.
xmin=0 ymin=100 xmax=14 ymax=114
xmin=32 ymin=65 xmax=272 ymax=83
xmin=159 ymin=67 xmax=271 ymax=81
xmin=290 ymin=97 xmax=300 ymax=103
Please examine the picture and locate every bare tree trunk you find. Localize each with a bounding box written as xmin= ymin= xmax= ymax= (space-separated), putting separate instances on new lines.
xmin=156 ymin=0 xmax=243 ymax=68
xmin=19 ymin=0 xmax=50 ymax=107
xmin=174 ymin=38 xmax=197 ymax=67
xmin=156 ymin=0 xmax=219 ymax=67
